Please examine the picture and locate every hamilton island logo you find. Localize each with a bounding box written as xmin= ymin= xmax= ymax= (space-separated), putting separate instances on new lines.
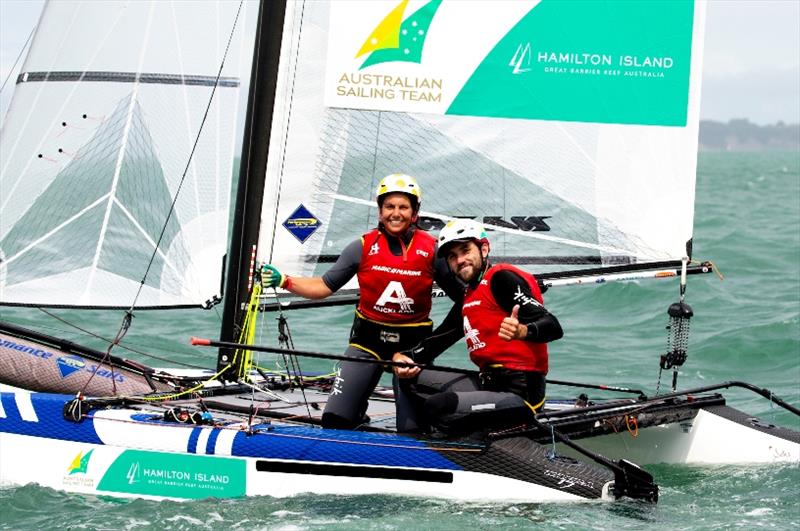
xmin=282 ymin=204 xmax=321 ymax=244
xmin=57 ymin=355 xmax=86 ymax=378
xmin=510 ymin=43 xmax=532 ymax=74
xmin=356 ymin=0 xmax=443 ymax=69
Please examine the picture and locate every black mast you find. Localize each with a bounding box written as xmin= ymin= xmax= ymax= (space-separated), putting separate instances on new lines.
xmin=217 ymin=0 xmax=287 ymax=379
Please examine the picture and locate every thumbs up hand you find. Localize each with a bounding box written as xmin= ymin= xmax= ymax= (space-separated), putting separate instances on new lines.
xmin=499 ymin=304 xmax=527 ymax=341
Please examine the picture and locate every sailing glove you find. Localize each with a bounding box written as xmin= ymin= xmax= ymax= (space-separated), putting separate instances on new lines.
xmin=261 ymin=264 xmax=287 ymax=288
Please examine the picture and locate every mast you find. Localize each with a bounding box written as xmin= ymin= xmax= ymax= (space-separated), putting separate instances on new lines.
xmin=217 ymin=0 xmax=286 ymax=378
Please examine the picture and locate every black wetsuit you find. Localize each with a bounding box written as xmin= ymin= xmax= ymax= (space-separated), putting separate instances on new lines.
xmin=396 ymin=264 xmax=562 ymax=434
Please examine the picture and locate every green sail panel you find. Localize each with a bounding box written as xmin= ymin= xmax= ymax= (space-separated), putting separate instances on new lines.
xmin=447 ymin=0 xmax=695 ymax=126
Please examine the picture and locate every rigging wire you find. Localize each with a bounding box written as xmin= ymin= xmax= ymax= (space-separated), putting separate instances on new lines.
xmin=266 ymin=0 xmax=306 ymax=264
xmin=271 ymin=286 xmax=315 ymax=423
xmin=36 ymin=307 xmax=207 ymax=369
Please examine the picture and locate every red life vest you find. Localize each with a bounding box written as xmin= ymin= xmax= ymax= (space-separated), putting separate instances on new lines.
xmin=462 ymin=263 xmax=548 ymax=373
xmin=357 ymin=229 xmax=436 ymax=324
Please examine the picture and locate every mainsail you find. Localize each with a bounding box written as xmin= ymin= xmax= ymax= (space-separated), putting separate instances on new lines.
xmin=0 ymin=0 xmax=250 ymax=308
xmin=257 ymin=0 xmax=706 ymax=294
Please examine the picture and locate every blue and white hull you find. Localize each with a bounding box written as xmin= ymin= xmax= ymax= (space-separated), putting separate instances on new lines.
xmin=0 ymin=390 xmax=608 ymax=502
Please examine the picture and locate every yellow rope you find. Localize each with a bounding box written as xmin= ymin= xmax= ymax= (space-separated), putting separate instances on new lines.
xmin=137 ymin=363 xmax=233 ymax=402
xmin=233 ymin=282 xmax=262 ymax=381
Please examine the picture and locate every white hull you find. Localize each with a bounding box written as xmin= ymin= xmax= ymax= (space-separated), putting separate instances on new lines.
xmin=560 ymin=408 xmax=800 ymax=465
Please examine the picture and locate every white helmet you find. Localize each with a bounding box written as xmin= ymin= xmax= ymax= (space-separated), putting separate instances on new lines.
xmin=376 ymin=173 xmax=421 ymax=209
xmin=437 ymin=219 xmax=489 ymax=257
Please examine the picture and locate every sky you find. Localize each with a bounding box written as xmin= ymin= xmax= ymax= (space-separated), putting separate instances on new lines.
xmin=1 ymin=0 xmax=799 ymax=125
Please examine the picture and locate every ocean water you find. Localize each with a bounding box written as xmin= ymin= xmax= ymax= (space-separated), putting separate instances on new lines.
xmin=1 ymin=151 xmax=799 ymax=529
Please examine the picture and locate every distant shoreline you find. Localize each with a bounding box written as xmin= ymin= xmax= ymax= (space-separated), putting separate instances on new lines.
xmin=699 ymin=119 xmax=799 ymax=151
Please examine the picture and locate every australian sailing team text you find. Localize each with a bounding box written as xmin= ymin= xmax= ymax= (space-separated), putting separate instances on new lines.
xmin=337 ymin=73 xmax=442 ymax=102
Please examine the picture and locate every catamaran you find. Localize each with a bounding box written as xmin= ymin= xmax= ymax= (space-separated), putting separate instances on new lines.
xmin=1 ymin=0 xmax=797 ymax=503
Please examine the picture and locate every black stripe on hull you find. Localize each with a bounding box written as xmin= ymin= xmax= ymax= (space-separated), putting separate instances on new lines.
xmin=17 ymin=71 xmax=239 ymax=87
xmin=256 ymin=460 xmax=453 ymax=483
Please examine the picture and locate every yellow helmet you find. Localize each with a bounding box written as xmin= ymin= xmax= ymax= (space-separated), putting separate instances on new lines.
xmin=376 ymin=173 xmax=421 ymax=210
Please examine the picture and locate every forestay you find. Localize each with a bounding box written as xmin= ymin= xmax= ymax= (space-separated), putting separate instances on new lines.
xmin=259 ymin=0 xmax=706 ymax=292
xmin=0 ymin=1 xmax=250 ymax=308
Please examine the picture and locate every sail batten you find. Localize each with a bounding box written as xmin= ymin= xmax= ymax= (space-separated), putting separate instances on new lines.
xmin=16 ymin=71 xmax=240 ymax=87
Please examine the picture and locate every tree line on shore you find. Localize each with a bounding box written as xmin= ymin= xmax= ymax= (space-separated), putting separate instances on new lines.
xmin=699 ymin=119 xmax=799 ymax=151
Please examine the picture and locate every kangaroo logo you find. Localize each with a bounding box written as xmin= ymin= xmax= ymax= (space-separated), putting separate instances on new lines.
xmin=356 ymin=0 xmax=443 ymax=70
xmin=375 ymin=281 xmax=415 ymax=313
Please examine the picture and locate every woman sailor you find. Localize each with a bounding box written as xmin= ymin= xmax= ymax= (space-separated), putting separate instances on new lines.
xmin=261 ymin=174 xmax=462 ymax=430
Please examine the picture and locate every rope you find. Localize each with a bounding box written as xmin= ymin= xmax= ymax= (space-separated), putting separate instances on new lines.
xmin=625 ymin=414 xmax=639 ymax=437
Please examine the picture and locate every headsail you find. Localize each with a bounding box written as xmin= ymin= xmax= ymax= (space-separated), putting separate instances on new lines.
xmin=0 ymin=1 xmax=249 ymax=308
xmin=257 ymin=0 xmax=705 ymax=292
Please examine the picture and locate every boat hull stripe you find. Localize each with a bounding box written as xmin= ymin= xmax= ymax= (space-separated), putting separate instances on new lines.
xmin=207 ymin=427 xmax=222 ymax=455
xmin=196 ymin=427 xmax=212 ymax=455
xmin=187 ymin=427 xmax=201 ymax=454
xmin=255 ymin=460 xmax=454 ymax=483
xmin=0 ymin=392 xmax=102 ymax=443
xmin=15 ymin=392 xmax=38 ymax=422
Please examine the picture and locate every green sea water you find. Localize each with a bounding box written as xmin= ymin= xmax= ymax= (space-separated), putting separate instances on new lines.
xmin=1 ymin=151 xmax=799 ymax=529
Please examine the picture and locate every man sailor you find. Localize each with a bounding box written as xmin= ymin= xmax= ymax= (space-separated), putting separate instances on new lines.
xmin=261 ymin=174 xmax=462 ymax=430
xmin=392 ymin=218 xmax=563 ymax=434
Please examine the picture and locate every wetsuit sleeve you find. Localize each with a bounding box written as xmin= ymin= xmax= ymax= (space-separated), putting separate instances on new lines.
xmin=433 ymin=254 xmax=465 ymax=303
xmin=490 ymin=270 xmax=563 ymax=343
xmin=320 ymin=239 xmax=361 ymax=292
xmin=401 ymin=303 xmax=464 ymax=365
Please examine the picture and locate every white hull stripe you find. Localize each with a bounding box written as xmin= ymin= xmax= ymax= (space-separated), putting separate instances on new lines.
xmin=195 ymin=427 xmax=211 ymax=454
xmin=14 ymin=392 xmax=38 ymax=422
xmin=214 ymin=427 xmax=237 ymax=456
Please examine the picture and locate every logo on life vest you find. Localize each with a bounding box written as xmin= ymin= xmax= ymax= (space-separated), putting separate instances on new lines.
xmin=369 ymin=242 xmax=380 ymax=256
xmin=512 ymin=285 xmax=543 ymax=308
xmin=374 ymin=281 xmax=414 ymax=314
xmin=463 ymin=316 xmax=486 ymax=352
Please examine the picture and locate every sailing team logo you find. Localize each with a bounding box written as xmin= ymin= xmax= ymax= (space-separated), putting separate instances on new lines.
xmin=282 ymin=204 xmax=321 ymax=244
xmin=67 ymin=450 xmax=94 ymax=475
xmin=356 ymin=0 xmax=443 ymax=70
xmin=63 ymin=449 xmax=97 ymax=488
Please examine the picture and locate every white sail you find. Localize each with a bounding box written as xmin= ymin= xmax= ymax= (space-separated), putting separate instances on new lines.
xmin=0 ymin=0 xmax=249 ymax=307
xmin=259 ymin=0 xmax=706 ymax=290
